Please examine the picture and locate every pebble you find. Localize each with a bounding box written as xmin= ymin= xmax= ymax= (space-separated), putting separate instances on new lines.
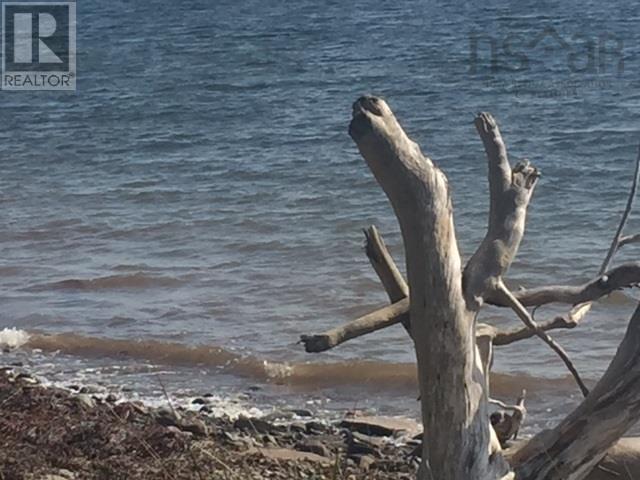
xmin=359 ymin=455 xmax=376 ymax=471
xmin=40 ymin=470 xmax=75 ymax=480
xmin=295 ymin=439 xmax=331 ymax=458
xmin=262 ymin=433 xmax=278 ymax=446
xmin=155 ymin=409 xmax=179 ymax=427
xmin=79 ymin=385 xmax=101 ymax=394
xmin=76 ymin=394 xmax=95 ymax=409
xmin=180 ymin=419 xmax=209 ymax=437
xmin=305 ymin=421 xmax=328 ymax=434
xmin=235 ymin=416 xmax=275 ymax=434
xmin=15 ymin=373 xmax=38 ymax=384
xmin=289 ymin=408 xmax=313 ymax=417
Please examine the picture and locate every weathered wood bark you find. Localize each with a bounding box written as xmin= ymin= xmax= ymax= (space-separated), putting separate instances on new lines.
xmin=349 ymin=96 xmax=515 ymax=479
xmin=511 ymin=302 xmax=640 ymax=480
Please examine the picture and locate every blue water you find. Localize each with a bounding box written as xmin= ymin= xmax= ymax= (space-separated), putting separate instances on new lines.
xmin=1 ymin=0 xmax=640 ymax=428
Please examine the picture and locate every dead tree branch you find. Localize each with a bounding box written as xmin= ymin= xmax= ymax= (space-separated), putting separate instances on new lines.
xmin=301 ymin=262 xmax=640 ymax=352
xmin=618 ymin=232 xmax=640 ymax=249
xmin=554 ymin=145 xmax=640 ymax=347
xmin=300 ymin=298 xmax=409 ymax=353
xmin=363 ymin=225 xmax=411 ymax=334
xmin=491 ymin=314 xmax=578 ymax=346
xmin=599 ymin=145 xmax=640 ymax=274
xmin=512 ymin=302 xmax=640 ymax=480
xmin=495 ymin=281 xmax=590 ymax=397
xmin=487 ymin=263 xmax=640 ymax=307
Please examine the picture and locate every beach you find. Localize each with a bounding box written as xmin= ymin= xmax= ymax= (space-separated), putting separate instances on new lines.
xmin=0 ymin=366 xmax=420 ymax=479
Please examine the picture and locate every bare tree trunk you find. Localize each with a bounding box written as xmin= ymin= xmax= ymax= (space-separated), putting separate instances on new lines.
xmin=349 ymin=96 xmax=511 ymax=479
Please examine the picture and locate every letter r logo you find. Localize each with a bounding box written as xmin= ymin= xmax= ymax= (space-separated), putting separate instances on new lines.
xmin=13 ymin=12 xmax=63 ymax=63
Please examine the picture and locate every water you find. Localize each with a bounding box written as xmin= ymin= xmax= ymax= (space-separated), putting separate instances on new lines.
xmin=2 ymin=0 xmax=640 ymax=432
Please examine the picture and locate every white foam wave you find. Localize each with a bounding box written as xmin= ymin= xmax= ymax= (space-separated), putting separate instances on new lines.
xmin=0 ymin=328 xmax=30 ymax=349
xmin=263 ymin=360 xmax=293 ymax=379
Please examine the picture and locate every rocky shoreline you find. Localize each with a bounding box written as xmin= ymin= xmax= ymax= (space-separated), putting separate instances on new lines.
xmin=0 ymin=367 xmax=420 ymax=479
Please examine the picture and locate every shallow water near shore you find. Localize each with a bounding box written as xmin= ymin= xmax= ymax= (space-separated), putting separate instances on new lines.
xmin=2 ymin=0 xmax=640 ymax=435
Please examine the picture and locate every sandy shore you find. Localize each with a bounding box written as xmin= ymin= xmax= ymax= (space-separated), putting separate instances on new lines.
xmin=0 ymin=366 xmax=420 ymax=479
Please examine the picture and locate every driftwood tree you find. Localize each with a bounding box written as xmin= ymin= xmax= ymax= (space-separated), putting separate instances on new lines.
xmin=301 ymin=96 xmax=640 ymax=480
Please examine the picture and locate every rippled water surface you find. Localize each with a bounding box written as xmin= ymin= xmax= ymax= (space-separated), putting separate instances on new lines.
xmin=2 ymin=0 xmax=640 ymax=428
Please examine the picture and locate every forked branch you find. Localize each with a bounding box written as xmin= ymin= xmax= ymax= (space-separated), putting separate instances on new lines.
xmin=463 ymin=112 xmax=540 ymax=307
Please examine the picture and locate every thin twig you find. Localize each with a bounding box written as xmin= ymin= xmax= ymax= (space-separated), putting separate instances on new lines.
xmin=557 ymin=146 xmax=640 ymax=353
xmin=194 ymin=444 xmax=241 ymax=479
xmin=600 ymin=145 xmax=640 ymax=274
xmin=496 ymin=281 xmax=590 ymax=397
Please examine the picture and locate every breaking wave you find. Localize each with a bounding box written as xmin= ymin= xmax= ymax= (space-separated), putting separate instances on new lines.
xmin=1 ymin=328 xmax=582 ymax=395
xmin=0 ymin=328 xmax=30 ymax=349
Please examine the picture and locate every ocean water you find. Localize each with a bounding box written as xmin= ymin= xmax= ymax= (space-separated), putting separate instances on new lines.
xmin=2 ymin=0 xmax=640 ymax=432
